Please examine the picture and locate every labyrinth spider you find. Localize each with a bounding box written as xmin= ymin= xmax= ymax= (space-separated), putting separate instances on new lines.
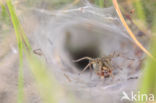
xmin=73 ymin=52 xmax=134 ymax=79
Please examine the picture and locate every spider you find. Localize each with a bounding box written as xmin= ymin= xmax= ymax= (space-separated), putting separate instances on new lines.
xmin=73 ymin=52 xmax=134 ymax=79
xmin=73 ymin=52 xmax=120 ymax=79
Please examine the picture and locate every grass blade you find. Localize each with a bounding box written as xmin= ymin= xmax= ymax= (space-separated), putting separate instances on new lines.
xmin=6 ymin=1 xmax=69 ymax=103
xmin=6 ymin=0 xmax=25 ymax=103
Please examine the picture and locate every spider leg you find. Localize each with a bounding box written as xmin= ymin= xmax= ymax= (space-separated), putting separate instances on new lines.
xmin=114 ymin=52 xmax=135 ymax=60
xmin=111 ymin=51 xmax=116 ymax=57
xmin=104 ymin=61 xmax=113 ymax=70
xmin=79 ymin=62 xmax=93 ymax=74
xmin=89 ymin=64 xmax=93 ymax=78
xmin=111 ymin=51 xmax=120 ymax=58
xmin=109 ymin=71 xmax=114 ymax=80
xmin=102 ymin=52 xmax=119 ymax=60
xmin=105 ymin=51 xmax=117 ymax=59
xmin=72 ymin=57 xmax=94 ymax=62
xmin=120 ymin=54 xmax=135 ymax=60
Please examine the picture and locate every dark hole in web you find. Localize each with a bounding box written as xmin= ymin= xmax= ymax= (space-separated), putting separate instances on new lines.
xmin=64 ymin=30 xmax=100 ymax=72
xmin=70 ymin=49 xmax=99 ymax=71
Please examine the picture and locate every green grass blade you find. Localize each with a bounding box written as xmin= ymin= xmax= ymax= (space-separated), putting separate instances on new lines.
xmin=95 ymin=0 xmax=99 ymax=6
xmin=6 ymin=0 xmax=25 ymax=103
xmin=139 ymin=38 xmax=156 ymax=103
xmin=6 ymin=0 xmax=31 ymax=51
xmin=5 ymin=0 xmax=79 ymax=103
xmin=18 ymin=43 xmax=24 ymax=103
xmin=0 ymin=4 xmax=10 ymax=24
xmin=99 ymin=0 xmax=104 ymax=8
xmin=6 ymin=1 xmax=65 ymax=103
xmin=139 ymin=7 xmax=156 ymax=103
xmin=133 ymin=0 xmax=146 ymax=22
xmin=26 ymin=54 xmax=59 ymax=103
xmin=94 ymin=0 xmax=104 ymax=8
